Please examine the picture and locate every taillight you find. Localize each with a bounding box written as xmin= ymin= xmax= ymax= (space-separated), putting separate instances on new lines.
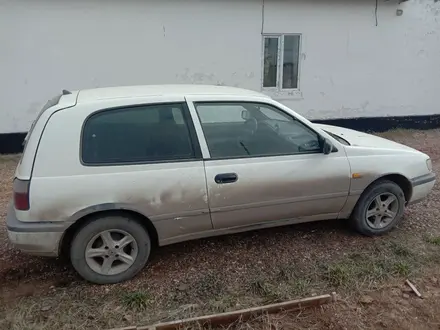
xmin=13 ymin=178 xmax=30 ymax=211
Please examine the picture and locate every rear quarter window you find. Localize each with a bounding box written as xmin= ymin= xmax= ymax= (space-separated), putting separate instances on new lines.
xmin=81 ymin=103 xmax=200 ymax=165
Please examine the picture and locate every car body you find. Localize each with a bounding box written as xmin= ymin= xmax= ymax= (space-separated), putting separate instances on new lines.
xmin=6 ymin=85 xmax=435 ymax=284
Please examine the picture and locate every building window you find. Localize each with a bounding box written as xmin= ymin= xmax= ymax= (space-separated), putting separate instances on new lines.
xmin=262 ymin=34 xmax=301 ymax=91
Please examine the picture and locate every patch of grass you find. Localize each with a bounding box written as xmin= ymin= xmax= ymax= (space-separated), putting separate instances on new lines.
xmin=322 ymin=240 xmax=420 ymax=290
xmin=389 ymin=242 xmax=413 ymax=257
xmin=348 ymin=252 xmax=364 ymax=261
xmin=277 ymin=264 xmax=296 ymax=281
xmin=209 ymin=295 xmax=239 ymax=314
xmin=275 ymin=264 xmax=315 ymax=298
xmin=247 ymin=278 xmax=280 ymax=303
xmin=323 ymin=261 xmax=357 ymax=287
xmin=392 ymin=260 xmax=412 ymax=277
xmin=121 ymin=291 xmax=151 ymax=310
xmin=347 ymin=253 xmax=393 ymax=282
xmin=248 ymin=278 xmax=272 ymax=297
xmin=361 ymin=259 xmax=390 ymax=282
xmin=426 ymin=236 xmax=440 ymax=246
xmin=289 ymin=278 xmax=311 ymax=297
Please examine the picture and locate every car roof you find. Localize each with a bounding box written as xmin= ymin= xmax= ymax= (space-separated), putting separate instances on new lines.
xmin=76 ymin=84 xmax=270 ymax=103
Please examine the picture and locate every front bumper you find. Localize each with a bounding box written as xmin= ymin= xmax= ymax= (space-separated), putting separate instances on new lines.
xmin=409 ymin=172 xmax=436 ymax=205
xmin=6 ymin=204 xmax=68 ymax=257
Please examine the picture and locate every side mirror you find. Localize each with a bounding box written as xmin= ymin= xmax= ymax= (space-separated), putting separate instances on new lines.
xmin=322 ymin=138 xmax=333 ymax=155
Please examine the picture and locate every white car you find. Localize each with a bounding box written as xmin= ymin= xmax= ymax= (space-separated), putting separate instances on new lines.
xmin=7 ymin=85 xmax=435 ymax=284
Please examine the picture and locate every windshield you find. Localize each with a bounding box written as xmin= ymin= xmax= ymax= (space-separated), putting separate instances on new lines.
xmin=324 ymin=130 xmax=350 ymax=146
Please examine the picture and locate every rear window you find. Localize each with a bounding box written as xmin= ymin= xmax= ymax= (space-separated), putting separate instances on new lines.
xmin=81 ymin=103 xmax=199 ymax=165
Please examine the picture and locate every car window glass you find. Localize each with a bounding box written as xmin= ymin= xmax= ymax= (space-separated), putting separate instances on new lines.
xmin=194 ymin=102 xmax=321 ymax=159
xmin=196 ymin=104 xmax=245 ymax=124
xmin=259 ymin=106 xmax=290 ymax=122
xmin=92 ymin=106 xmax=160 ymax=124
xmin=82 ymin=103 xmax=196 ymax=164
xmin=172 ymin=107 xmax=185 ymax=124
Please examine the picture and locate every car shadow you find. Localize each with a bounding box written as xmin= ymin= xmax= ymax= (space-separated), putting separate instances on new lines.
xmin=0 ymin=218 xmax=359 ymax=286
xmin=147 ymin=218 xmax=355 ymax=266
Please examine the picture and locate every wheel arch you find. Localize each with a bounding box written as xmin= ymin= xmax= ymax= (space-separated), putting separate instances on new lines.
xmin=59 ymin=206 xmax=159 ymax=257
xmin=348 ymin=173 xmax=411 ymax=235
xmin=367 ymin=173 xmax=413 ymax=203
xmin=349 ymin=173 xmax=412 ymax=219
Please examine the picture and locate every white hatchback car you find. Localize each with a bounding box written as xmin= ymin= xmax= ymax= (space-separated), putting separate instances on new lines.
xmin=7 ymin=85 xmax=435 ymax=284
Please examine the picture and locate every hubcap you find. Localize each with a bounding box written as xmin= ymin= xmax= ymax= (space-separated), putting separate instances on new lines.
xmin=85 ymin=229 xmax=138 ymax=276
xmin=365 ymin=193 xmax=399 ymax=229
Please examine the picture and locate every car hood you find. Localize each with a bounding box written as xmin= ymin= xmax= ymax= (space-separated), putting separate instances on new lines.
xmin=314 ymin=124 xmax=417 ymax=152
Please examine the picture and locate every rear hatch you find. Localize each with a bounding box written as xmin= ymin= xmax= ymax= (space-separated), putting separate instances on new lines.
xmin=14 ymin=90 xmax=78 ymax=212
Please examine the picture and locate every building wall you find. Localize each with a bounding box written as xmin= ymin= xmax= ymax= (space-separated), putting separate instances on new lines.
xmin=0 ymin=0 xmax=439 ymax=135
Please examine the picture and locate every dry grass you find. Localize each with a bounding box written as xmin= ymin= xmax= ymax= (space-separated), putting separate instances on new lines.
xmin=426 ymin=236 xmax=440 ymax=246
xmin=1 ymin=129 xmax=440 ymax=330
xmin=122 ymin=291 xmax=152 ymax=311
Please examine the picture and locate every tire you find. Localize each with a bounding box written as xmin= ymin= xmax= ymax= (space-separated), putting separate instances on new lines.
xmin=350 ymin=180 xmax=406 ymax=236
xmin=70 ymin=215 xmax=151 ymax=284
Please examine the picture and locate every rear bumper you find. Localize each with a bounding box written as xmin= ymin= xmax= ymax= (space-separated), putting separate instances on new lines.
xmin=409 ymin=173 xmax=436 ymax=205
xmin=7 ymin=231 xmax=63 ymax=257
xmin=6 ymin=204 xmax=68 ymax=257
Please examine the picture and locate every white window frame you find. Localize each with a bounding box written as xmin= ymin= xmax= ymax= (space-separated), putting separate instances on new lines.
xmin=261 ymin=33 xmax=303 ymax=99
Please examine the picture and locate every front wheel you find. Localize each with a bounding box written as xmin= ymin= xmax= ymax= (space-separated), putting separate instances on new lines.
xmin=70 ymin=215 xmax=151 ymax=284
xmin=350 ymin=180 xmax=406 ymax=236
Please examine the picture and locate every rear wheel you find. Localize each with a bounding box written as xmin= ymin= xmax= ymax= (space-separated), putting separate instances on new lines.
xmin=350 ymin=180 xmax=406 ymax=236
xmin=70 ymin=215 xmax=151 ymax=284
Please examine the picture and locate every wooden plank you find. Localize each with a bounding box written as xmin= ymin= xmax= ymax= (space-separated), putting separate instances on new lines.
xmin=405 ymin=279 xmax=423 ymax=298
xmin=150 ymin=294 xmax=333 ymax=330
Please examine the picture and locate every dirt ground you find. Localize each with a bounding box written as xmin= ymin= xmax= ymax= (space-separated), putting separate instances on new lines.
xmin=1 ymin=129 xmax=440 ymax=330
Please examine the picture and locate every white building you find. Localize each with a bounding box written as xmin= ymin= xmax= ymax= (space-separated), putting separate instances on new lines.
xmin=1 ymin=0 xmax=439 ymax=153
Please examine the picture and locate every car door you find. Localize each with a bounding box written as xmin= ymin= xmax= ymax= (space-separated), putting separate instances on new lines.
xmin=186 ymin=97 xmax=351 ymax=229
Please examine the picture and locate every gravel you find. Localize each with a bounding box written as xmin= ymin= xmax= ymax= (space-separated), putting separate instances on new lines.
xmin=1 ymin=129 xmax=440 ymax=330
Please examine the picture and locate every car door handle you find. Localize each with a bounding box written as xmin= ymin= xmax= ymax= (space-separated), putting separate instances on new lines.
xmin=214 ymin=173 xmax=238 ymax=184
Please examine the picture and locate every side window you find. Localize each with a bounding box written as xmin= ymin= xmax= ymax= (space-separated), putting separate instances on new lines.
xmin=82 ymin=103 xmax=197 ymax=164
xmin=196 ymin=104 xmax=245 ymax=124
xmin=194 ymin=102 xmax=321 ymax=159
xmin=259 ymin=105 xmax=290 ymax=122
xmin=172 ymin=106 xmax=185 ymax=124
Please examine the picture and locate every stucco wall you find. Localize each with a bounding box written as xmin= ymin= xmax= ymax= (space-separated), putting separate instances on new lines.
xmin=0 ymin=0 xmax=439 ymax=133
